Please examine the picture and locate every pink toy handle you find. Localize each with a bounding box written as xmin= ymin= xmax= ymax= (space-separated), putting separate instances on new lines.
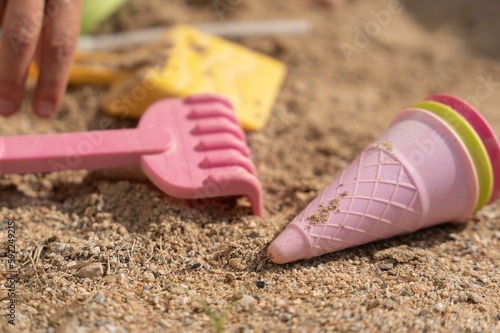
xmin=0 ymin=129 xmax=172 ymax=174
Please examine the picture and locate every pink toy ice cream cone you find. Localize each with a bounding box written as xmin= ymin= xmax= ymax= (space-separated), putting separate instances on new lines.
xmin=269 ymin=101 xmax=499 ymax=264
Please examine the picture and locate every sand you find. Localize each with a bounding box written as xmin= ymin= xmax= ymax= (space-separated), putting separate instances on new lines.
xmin=1 ymin=0 xmax=499 ymax=332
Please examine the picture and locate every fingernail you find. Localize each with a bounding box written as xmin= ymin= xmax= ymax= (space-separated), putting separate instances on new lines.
xmin=36 ymin=100 xmax=55 ymax=117
xmin=0 ymin=98 xmax=16 ymax=116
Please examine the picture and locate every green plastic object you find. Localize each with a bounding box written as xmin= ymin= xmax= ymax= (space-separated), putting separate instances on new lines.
xmin=414 ymin=101 xmax=493 ymax=211
xmin=81 ymin=0 xmax=129 ymax=34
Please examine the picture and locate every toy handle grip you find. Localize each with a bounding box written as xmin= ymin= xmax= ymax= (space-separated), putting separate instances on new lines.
xmin=0 ymin=129 xmax=171 ymax=174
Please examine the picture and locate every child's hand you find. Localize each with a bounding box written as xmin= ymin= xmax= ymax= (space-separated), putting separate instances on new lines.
xmin=0 ymin=0 xmax=83 ymax=117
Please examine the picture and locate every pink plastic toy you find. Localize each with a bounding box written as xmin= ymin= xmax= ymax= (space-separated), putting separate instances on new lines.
xmin=269 ymin=103 xmax=496 ymax=264
xmin=0 ymin=94 xmax=263 ymax=216
xmin=426 ymin=93 xmax=500 ymax=203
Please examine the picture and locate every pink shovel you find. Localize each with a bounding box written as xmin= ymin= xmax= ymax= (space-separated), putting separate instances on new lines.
xmin=0 ymin=94 xmax=263 ymax=216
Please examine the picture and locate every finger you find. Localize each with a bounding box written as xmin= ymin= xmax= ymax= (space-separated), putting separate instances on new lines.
xmin=0 ymin=0 xmax=7 ymax=26
xmin=34 ymin=0 xmax=83 ymax=117
xmin=0 ymin=0 xmax=44 ymax=116
xmin=34 ymin=32 xmax=43 ymax=66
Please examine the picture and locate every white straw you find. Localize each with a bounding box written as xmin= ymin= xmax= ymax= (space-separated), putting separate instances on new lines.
xmin=195 ymin=20 xmax=311 ymax=38
xmin=77 ymin=20 xmax=311 ymax=52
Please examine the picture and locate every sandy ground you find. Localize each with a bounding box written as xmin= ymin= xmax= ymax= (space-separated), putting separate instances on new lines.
xmin=1 ymin=0 xmax=499 ymax=332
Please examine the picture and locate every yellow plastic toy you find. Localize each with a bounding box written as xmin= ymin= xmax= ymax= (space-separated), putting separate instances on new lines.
xmin=102 ymin=25 xmax=287 ymax=131
xmin=29 ymin=52 xmax=130 ymax=86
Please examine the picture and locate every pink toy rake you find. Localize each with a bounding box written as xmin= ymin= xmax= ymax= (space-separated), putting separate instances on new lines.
xmin=0 ymin=94 xmax=263 ymax=216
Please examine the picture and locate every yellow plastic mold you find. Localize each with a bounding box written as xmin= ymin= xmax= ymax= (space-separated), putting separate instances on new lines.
xmin=102 ymin=25 xmax=287 ymax=131
xmin=29 ymin=52 xmax=131 ymax=86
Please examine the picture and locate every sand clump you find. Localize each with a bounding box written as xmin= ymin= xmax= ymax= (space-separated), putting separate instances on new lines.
xmin=307 ymin=198 xmax=341 ymax=225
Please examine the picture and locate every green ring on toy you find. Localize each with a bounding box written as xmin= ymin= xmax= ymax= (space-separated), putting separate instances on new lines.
xmin=81 ymin=0 xmax=129 ymax=34
xmin=414 ymin=101 xmax=493 ymax=212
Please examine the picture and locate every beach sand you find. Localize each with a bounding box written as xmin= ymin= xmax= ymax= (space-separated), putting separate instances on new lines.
xmin=0 ymin=0 xmax=499 ymax=332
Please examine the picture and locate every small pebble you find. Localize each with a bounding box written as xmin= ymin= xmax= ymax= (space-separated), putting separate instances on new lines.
xmin=74 ymin=263 xmax=103 ymax=279
xmin=467 ymin=292 xmax=483 ymax=304
xmin=478 ymin=275 xmax=488 ymax=283
xmin=248 ymin=231 xmax=260 ymax=238
xmin=383 ymin=301 xmax=395 ymax=309
xmin=399 ymin=288 xmax=413 ymax=297
xmin=229 ymin=258 xmax=245 ymax=270
xmin=66 ymin=261 xmax=77 ymax=268
xmin=238 ymin=295 xmax=256 ymax=307
xmin=93 ymin=293 xmax=105 ymax=304
xmin=90 ymin=246 xmax=101 ymax=256
xmin=144 ymin=272 xmax=155 ymax=283
xmin=52 ymin=243 xmax=67 ymax=253
xmin=190 ymin=262 xmax=202 ymax=270
xmin=280 ymin=313 xmax=293 ymax=322
xmin=434 ymin=303 xmax=446 ymax=312
xmin=418 ymin=309 xmax=429 ymax=317
xmin=378 ymin=263 xmax=394 ymax=271
xmin=255 ymin=281 xmax=266 ymax=289
xmin=366 ymin=299 xmax=380 ymax=310
xmin=276 ymin=299 xmax=286 ymax=307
